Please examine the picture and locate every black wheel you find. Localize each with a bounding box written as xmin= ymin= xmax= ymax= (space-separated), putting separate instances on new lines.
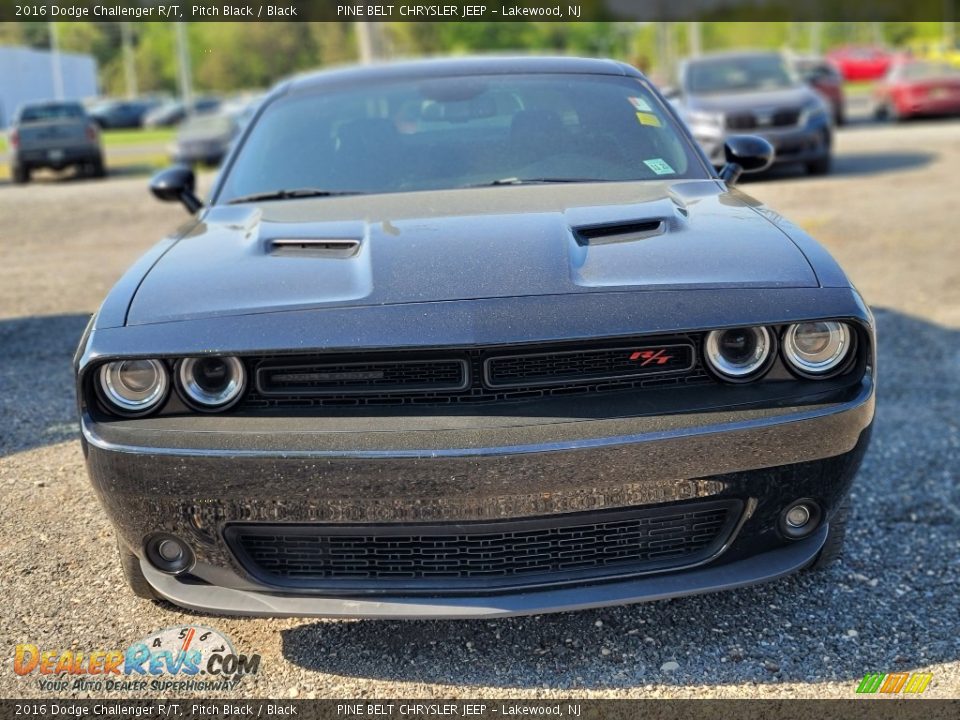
xmin=89 ymin=156 xmax=106 ymax=178
xmin=808 ymin=499 xmax=850 ymax=570
xmin=117 ymin=541 xmax=159 ymax=599
xmin=805 ymin=154 xmax=832 ymax=176
xmin=834 ymin=108 xmax=846 ymax=127
xmin=884 ymin=102 xmax=903 ymax=123
xmin=12 ymin=164 xmax=30 ymax=184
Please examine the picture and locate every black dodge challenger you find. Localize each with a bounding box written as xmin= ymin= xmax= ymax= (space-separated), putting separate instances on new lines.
xmin=75 ymin=57 xmax=875 ymax=618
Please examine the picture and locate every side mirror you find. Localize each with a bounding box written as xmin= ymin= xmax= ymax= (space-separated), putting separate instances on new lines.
xmin=661 ymin=86 xmax=681 ymax=101
xmin=719 ymin=135 xmax=775 ymax=185
xmin=150 ymin=165 xmax=203 ymax=213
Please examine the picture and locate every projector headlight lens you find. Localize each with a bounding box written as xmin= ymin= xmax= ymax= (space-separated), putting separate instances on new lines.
xmin=97 ymin=359 xmax=168 ymax=416
xmin=704 ymin=326 xmax=772 ymax=380
xmin=783 ymin=321 xmax=852 ymax=376
xmin=177 ymin=356 xmax=246 ymax=411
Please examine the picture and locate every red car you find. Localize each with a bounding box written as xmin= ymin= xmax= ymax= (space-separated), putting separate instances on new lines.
xmin=827 ymin=46 xmax=894 ymax=81
xmin=793 ymin=55 xmax=846 ymax=125
xmin=874 ymin=61 xmax=960 ymax=120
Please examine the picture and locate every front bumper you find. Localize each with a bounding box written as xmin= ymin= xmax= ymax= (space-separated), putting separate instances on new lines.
xmin=897 ymin=96 xmax=960 ymax=117
xmin=16 ymin=145 xmax=101 ymax=169
xmin=169 ymin=142 xmax=228 ymax=167
xmin=140 ymin=526 xmax=829 ymax=618
xmin=82 ymin=372 xmax=874 ymax=617
xmin=695 ymin=119 xmax=831 ymax=167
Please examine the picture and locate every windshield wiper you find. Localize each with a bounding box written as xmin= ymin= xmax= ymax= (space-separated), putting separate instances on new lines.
xmin=227 ymin=188 xmax=365 ymax=204
xmin=464 ymin=177 xmax=608 ymax=188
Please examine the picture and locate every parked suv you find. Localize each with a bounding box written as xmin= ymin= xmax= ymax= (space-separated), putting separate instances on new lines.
xmin=672 ymin=51 xmax=833 ymax=175
xmin=9 ymin=100 xmax=105 ymax=183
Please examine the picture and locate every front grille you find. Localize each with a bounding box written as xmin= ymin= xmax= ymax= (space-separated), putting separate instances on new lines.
xmin=257 ymin=358 xmax=468 ymax=396
xmin=772 ymin=109 xmax=801 ymax=126
xmin=224 ymin=499 xmax=742 ymax=593
xmin=239 ymin=335 xmax=712 ymax=409
xmin=485 ymin=343 xmax=694 ymax=388
xmin=726 ymin=113 xmax=757 ymax=130
xmin=726 ymin=108 xmax=801 ymax=130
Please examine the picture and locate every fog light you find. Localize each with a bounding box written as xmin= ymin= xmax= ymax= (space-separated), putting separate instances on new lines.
xmin=780 ymin=500 xmax=822 ymax=539
xmin=785 ymin=504 xmax=812 ymax=528
xmin=157 ymin=539 xmax=184 ymax=562
xmin=704 ymin=326 xmax=773 ymax=381
xmin=145 ymin=535 xmax=193 ymax=574
xmin=176 ymin=356 xmax=246 ymax=411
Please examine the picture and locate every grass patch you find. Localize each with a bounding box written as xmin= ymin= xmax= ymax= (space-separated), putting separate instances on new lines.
xmin=101 ymin=128 xmax=176 ymax=146
xmin=844 ymin=80 xmax=877 ymax=97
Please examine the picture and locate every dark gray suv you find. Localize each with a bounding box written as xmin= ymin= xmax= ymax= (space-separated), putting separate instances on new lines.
xmin=672 ymin=51 xmax=833 ymax=175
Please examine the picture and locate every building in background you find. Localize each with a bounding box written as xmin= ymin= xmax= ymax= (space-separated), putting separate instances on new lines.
xmin=0 ymin=46 xmax=98 ymax=127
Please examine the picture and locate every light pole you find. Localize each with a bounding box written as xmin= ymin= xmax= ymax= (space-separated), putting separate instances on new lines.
xmin=356 ymin=21 xmax=374 ymax=64
xmin=121 ymin=22 xmax=138 ymax=99
xmin=175 ymin=22 xmax=193 ymax=115
xmin=688 ymin=21 xmax=701 ymax=57
xmin=49 ymin=22 xmax=64 ymax=100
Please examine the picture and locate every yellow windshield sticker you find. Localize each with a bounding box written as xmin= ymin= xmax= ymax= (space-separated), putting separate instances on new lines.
xmin=636 ymin=111 xmax=662 ymax=127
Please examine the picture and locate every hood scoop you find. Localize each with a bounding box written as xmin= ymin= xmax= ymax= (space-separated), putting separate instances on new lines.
xmin=574 ymin=219 xmax=667 ymax=246
xmin=269 ymin=237 xmax=361 ymax=258
xmin=258 ymin=219 xmax=367 ymax=258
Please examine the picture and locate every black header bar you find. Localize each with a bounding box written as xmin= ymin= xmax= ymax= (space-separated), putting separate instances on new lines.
xmin=2 ymin=0 xmax=958 ymax=22
xmin=1 ymin=699 xmax=960 ymax=720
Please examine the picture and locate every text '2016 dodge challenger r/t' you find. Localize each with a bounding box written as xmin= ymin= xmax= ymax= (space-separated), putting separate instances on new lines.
xmin=75 ymin=57 xmax=875 ymax=618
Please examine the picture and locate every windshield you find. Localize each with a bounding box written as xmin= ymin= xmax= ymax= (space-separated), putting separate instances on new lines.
xmin=216 ymin=73 xmax=705 ymax=202
xmin=19 ymin=103 xmax=86 ymax=123
xmin=686 ymin=55 xmax=798 ymax=94
xmin=897 ymin=62 xmax=960 ymax=80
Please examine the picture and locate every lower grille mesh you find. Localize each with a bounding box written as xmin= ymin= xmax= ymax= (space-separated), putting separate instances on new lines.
xmin=226 ymin=500 xmax=740 ymax=593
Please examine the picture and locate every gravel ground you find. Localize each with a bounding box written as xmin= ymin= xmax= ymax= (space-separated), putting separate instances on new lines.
xmin=0 ymin=117 xmax=958 ymax=700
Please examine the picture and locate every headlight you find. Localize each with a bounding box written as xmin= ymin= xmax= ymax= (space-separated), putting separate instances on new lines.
xmin=782 ymin=321 xmax=853 ymax=377
xmin=685 ymin=110 xmax=725 ymax=131
xmin=800 ymin=97 xmax=829 ymax=124
xmin=97 ymin=359 xmax=169 ymax=416
xmin=704 ymin=327 xmax=773 ymax=381
xmin=176 ymin=356 xmax=246 ymax=411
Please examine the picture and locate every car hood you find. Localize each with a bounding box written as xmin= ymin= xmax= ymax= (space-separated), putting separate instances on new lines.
xmin=686 ymin=86 xmax=817 ymax=113
xmin=125 ymin=180 xmax=818 ymax=326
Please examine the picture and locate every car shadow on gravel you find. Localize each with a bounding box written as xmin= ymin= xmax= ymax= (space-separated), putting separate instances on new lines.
xmin=0 ymin=164 xmax=157 ymax=189
xmin=743 ymin=151 xmax=935 ymax=183
xmin=0 ymin=313 xmax=91 ymax=457
xmin=280 ymin=307 xmax=959 ymax=690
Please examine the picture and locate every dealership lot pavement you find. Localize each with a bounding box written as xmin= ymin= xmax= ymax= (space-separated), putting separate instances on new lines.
xmin=0 ymin=118 xmax=957 ymax=699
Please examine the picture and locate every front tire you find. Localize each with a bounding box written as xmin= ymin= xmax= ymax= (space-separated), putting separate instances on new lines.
xmin=90 ymin=156 xmax=106 ymax=178
xmin=805 ymin=154 xmax=832 ymax=176
xmin=12 ymin=164 xmax=30 ymax=184
xmin=117 ymin=541 xmax=159 ymax=599
xmin=880 ymin=102 xmax=904 ymax=123
xmin=808 ymin=499 xmax=850 ymax=570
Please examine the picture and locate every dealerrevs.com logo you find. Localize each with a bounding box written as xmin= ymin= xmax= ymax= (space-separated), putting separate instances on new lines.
xmin=856 ymin=672 xmax=933 ymax=695
xmin=14 ymin=625 xmax=261 ymax=693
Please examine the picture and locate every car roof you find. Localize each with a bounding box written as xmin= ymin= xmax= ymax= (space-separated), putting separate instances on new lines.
xmin=21 ymin=100 xmax=84 ymax=109
xmin=686 ymin=50 xmax=784 ymax=64
xmin=285 ymin=55 xmax=639 ymax=94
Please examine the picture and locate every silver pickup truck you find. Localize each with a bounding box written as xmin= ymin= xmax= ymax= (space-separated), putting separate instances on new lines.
xmin=8 ymin=101 xmax=105 ymax=183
